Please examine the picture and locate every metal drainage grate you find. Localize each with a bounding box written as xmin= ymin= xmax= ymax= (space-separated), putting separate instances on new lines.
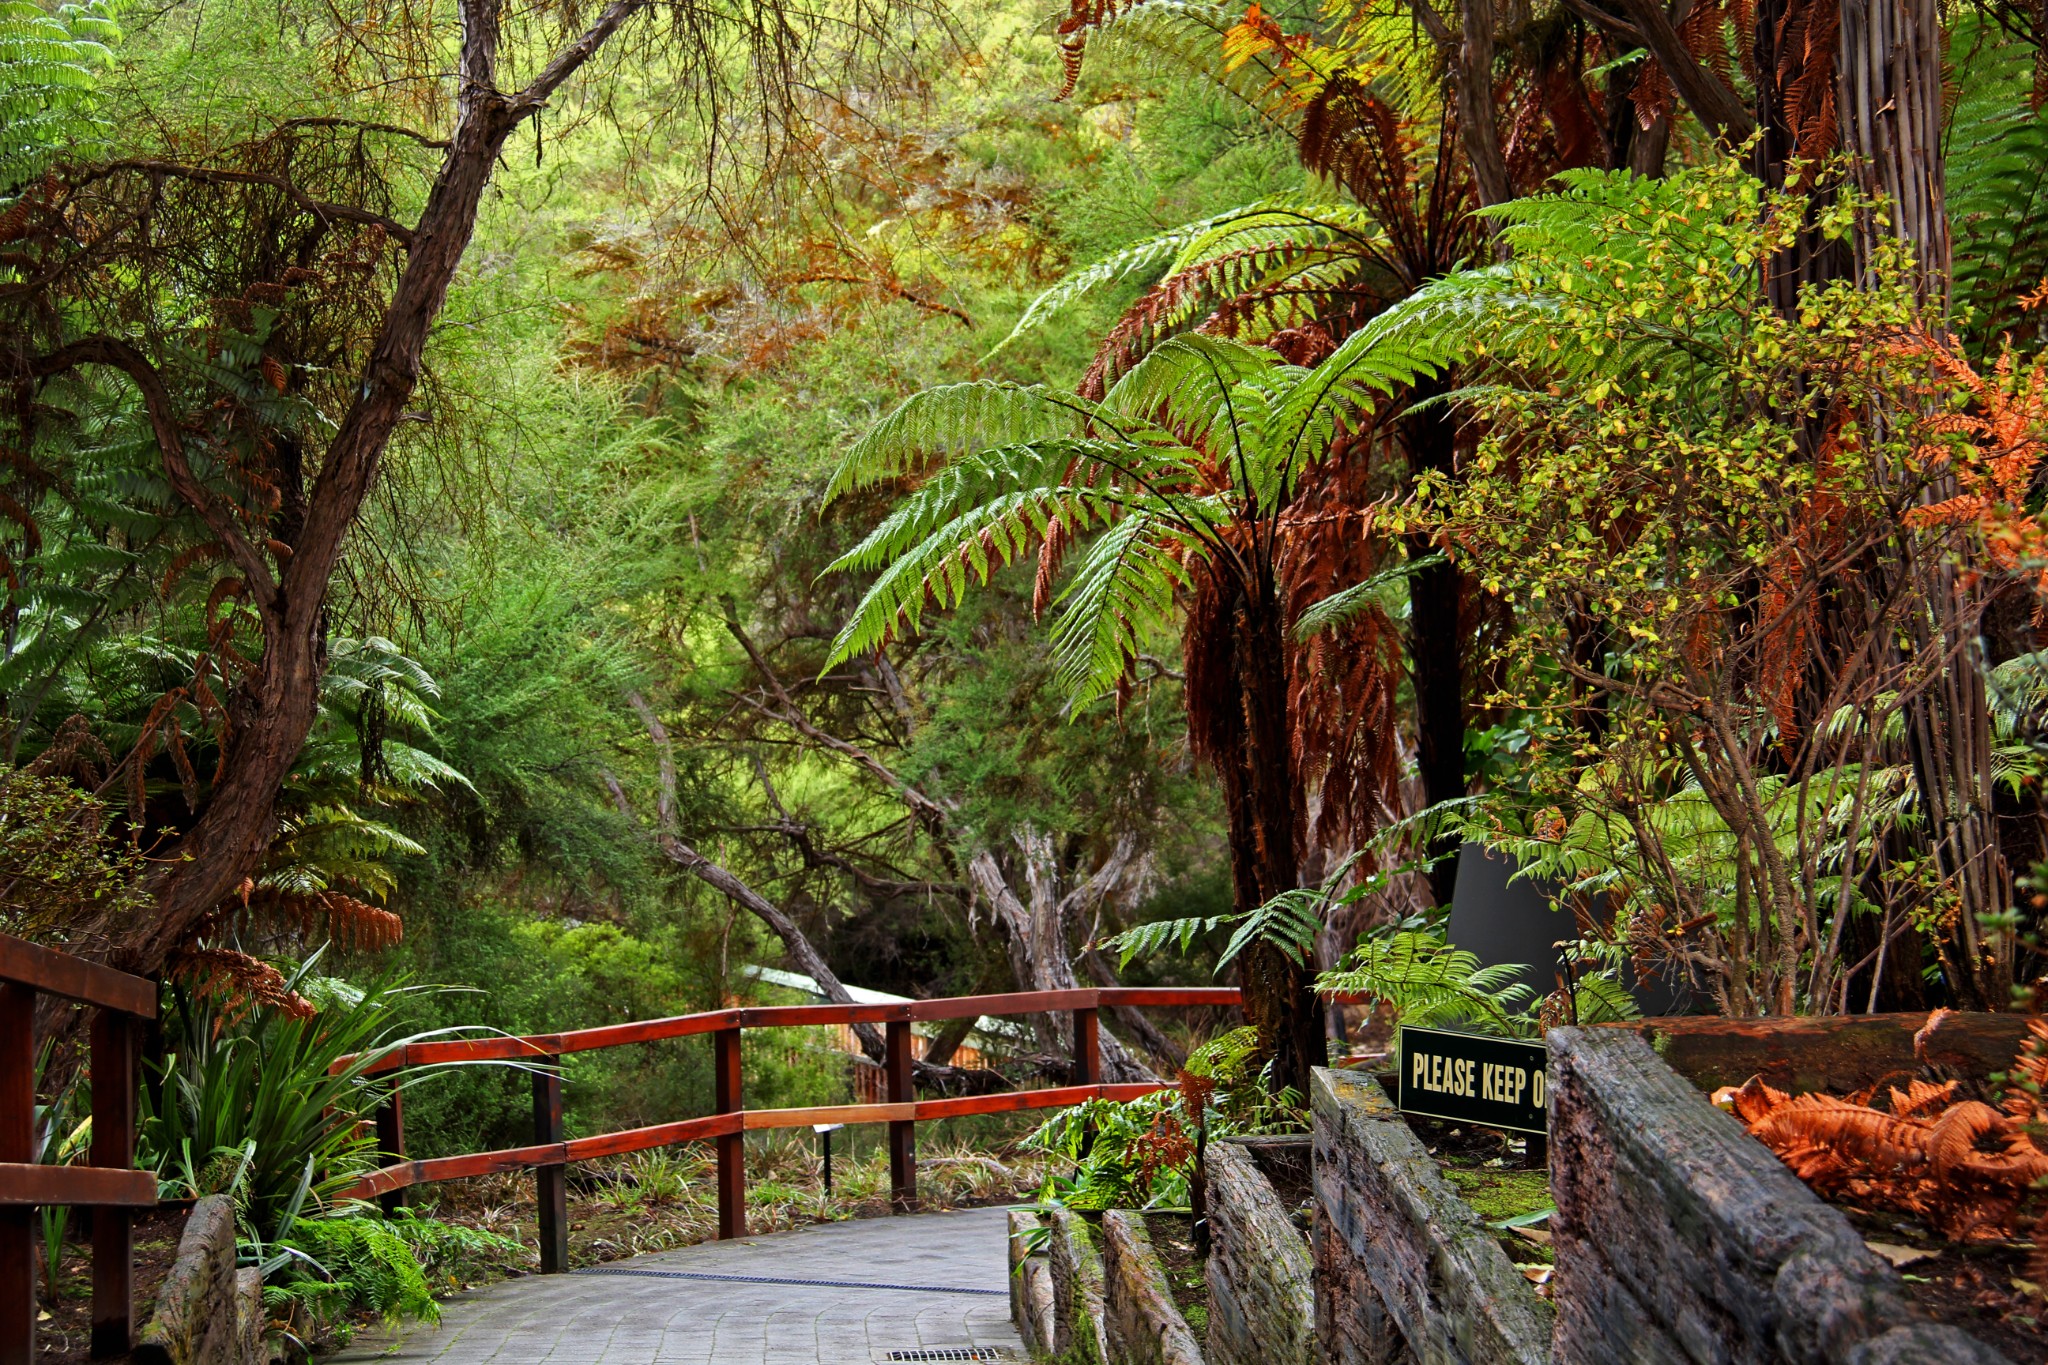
xmin=882 ymin=1352 xmax=1005 ymax=1362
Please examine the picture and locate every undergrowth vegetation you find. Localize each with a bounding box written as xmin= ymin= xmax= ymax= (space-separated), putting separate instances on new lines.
xmin=12 ymin=0 xmax=2048 ymax=1346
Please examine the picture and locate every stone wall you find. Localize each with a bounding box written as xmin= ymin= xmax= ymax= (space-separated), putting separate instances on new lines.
xmin=1101 ymin=1211 xmax=1205 ymax=1365
xmin=1311 ymin=1067 xmax=1553 ymax=1365
xmin=134 ymin=1195 xmax=271 ymax=1365
xmin=1012 ymin=1209 xmax=1057 ymax=1357
xmin=1049 ymin=1207 xmax=1111 ymax=1365
xmin=1548 ymin=1027 xmax=2012 ymax=1364
xmin=1204 ymin=1140 xmax=1313 ymax=1365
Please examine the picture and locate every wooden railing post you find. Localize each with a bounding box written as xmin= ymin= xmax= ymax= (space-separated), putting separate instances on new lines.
xmin=1073 ymin=1006 xmax=1101 ymax=1085
xmin=1 ymin=982 xmax=32 ymax=1364
xmin=532 ymin=1065 xmax=567 ymax=1274
xmin=89 ymin=1009 xmax=135 ymax=1359
xmin=373 ymin=1086 xmax=406 ymax=1217
xmin=714 ymin=1027 xmax=745 ymax=1239
xmin=886 ymin=1019 xmax=916 ymax=1214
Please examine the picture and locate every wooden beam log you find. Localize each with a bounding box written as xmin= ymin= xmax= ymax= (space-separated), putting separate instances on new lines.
xmin=0 ymin=933 xmax=155 ymax=1018
xmin=1609 ymin=1012 xmax=2038 ymax=1094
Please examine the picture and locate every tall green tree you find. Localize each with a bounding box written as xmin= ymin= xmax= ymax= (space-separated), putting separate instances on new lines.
xmin=824 ymin=325 xmax=1450 ymax=1090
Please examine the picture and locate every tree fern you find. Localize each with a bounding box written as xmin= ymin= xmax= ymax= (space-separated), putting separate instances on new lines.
xmin=0 ymin=0 xmax=118 ymax=197
xmin=825 ymin=313 xmax=1443 ymax=706
xmin=1315 ymin=929 xmax=1535 ymax=1035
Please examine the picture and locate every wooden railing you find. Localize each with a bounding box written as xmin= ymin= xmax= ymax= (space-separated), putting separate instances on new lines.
xmin=338 ymin=986 xmax=1241 ymax=1271
xmin=0 ymin=931 xmax=159 ymax=1362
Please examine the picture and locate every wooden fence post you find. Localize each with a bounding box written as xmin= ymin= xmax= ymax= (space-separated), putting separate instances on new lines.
xmin=88 ymin=1009 xmax=135 ymax=1359
xmin=1073 ymin=1006 xmax=1102 ymax=1168
xmin=2 ymin=982 xmax=34 ymax=1364
xmin=886 ymin=1020 xmax=916 ymax=1214
xmin=715 ymin=1027 xmax=745 ymax=1239
xmin=1073 ymin=1007 xmax=1100 ymax=1086
xmin=533 ymin=1066 xmax=567 ymax=1274
xmin=373 ymin=1086 xmax=406 ymax=1217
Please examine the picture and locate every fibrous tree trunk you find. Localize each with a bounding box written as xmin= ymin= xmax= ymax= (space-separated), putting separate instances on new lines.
xmin=967 ymin=834 xmax=1159 ymax=1085
xmin=1403 ymin=376 xmax=1468 ymax=908
xmin=1200 ymin=579 xmax=1325 ymax=1098
xmin=31 ymin=0 xmax=655 ymax=1041
xmin=1834 ymin=0 xmax=2012 ymax=1003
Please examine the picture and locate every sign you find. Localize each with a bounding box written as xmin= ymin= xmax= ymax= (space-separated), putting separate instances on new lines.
xmin=1396 ymin=1025 xmax=1549 ymax=1135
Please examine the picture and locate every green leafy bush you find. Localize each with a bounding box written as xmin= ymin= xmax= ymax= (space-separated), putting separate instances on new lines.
xmin=1029 ymin=1026 xmax=1300 ymax=1211
xmin=269 ymin=1211 xmax=526 ymax=1335
xmin=0 ymin=769 xmax=149 ymax=947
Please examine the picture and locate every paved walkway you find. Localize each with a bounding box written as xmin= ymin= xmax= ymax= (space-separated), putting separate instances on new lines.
xmin=329 ymin=1207 xmax=1025 ymax=1364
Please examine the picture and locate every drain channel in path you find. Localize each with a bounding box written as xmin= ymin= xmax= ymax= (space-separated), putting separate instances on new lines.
xmin=573 ymin=1266 xmax=1008 ymax=1297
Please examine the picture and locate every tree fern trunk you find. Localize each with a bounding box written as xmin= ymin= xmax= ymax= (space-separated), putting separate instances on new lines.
xmin=1837 ymin=0 xmax=2013 ymax=1004
xmin=1837 ymin=0 xmax=1949 ymax=304
xmin=1217 ymin=584 xmax=1325 ymax=1097
xmin=1404 ymin=377 xmax=1467 ymax=909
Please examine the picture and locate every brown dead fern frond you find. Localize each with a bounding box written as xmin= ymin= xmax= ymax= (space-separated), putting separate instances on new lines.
xmin=1722 ymin=1012 xmax=2048 ymax=1246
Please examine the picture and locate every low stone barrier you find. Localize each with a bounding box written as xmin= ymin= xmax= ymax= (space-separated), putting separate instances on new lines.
xmin=1204 ymin=1139 xmax=1312 ymax=1365
xmin=1012 ymin=1209 xmax=1057 ymax=1357
xmin=1049 ymin=1206 xmax=1111 ymax=1365
xmin=1311 ymin=1067 xmax=1553 ymax=1365
xmin=1101 ymin=1211 xmax=1204 ymax=1365
xmin=134 ymin=1194 xmax=271 ymax=1365
xmin=1548 ymin=1026 xmax=2012 ymax=1364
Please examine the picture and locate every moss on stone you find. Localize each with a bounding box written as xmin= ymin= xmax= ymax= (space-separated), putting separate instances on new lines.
xmin=1440 ymin=1166 xmax=1553 ymax=1225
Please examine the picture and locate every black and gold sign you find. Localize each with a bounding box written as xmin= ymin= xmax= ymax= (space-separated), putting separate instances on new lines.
xmin=1395 ymin=1025 xmax=1548 ymax=1135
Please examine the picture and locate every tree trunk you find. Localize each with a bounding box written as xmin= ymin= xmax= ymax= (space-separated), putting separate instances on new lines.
xmin=1836 ymin=0 xmax=1949 ymax=305
xmin=1214 ymin=585 xmax=1324 ymax=1098
xmin=1404 ymin=379 xmax=1468 ymax=908
xmin=38 ymin=0 xmax=653 ymax=1030
xmin=1835 ymin=0 xmax=2011 ymax=1003
xmin=1456 ymin=0 xmax=1514 ymax=210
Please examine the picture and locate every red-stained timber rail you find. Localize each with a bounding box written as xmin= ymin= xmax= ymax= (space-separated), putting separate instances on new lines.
xmin=0 ymin=932 xmax=159 ymax=1363
xmin=336 ymin=987 xmax=1242 ymax=1272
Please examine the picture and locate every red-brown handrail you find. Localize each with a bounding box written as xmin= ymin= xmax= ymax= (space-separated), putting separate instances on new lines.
xmin=337 ymin=986 xmax=1241 ymax=1269
xmin=0 ymin=931 xmax=159 ymax=1363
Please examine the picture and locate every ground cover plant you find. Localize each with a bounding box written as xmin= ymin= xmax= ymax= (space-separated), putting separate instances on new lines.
xmin=13 ymin=0 xmax=2048 ymax=1352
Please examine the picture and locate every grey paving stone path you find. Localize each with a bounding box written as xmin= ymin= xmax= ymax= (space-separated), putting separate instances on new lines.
xmin=328 ymin=1207 xmax=1026 ymax=1364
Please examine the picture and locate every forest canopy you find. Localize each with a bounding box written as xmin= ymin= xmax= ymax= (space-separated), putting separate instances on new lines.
xmin=6 ymin=0 xmax=2048 ymax=1228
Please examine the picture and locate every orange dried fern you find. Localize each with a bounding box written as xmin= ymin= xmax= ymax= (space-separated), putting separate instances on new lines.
xmin=1718 ymin=1017 xmax=2048 ymax=1245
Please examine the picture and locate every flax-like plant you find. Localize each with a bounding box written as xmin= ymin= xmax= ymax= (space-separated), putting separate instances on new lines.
xmin=141 ymin=957 xmax=499 ymax=1240
xmin=825 ymin=324 xmax=1453 ymax=1094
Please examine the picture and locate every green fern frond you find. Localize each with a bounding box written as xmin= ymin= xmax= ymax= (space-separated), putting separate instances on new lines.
xmin=824 ymin=384 xmax=1139 ymax=501
xmin=1047 ymin=506 xmax=1199 ymax=707
xmin=0 ymin=0 xmax=120 ymax=194
xmin=1316 ymin=929 xmax=1534 ymax=1035
xmin=997 ymin=196 xmax=1387 ymax=357
xmin=1294 ymin=552 xmax=1447 ymax=638
xmin=827 ymin=482 xmax=1118 ymax=663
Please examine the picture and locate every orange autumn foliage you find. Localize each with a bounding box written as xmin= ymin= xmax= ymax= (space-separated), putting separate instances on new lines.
xmin=1895 ymin=330 xmax=2048 ymax=611
xmin=1717 ymin=1015 xmax=2048 ymax=1255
